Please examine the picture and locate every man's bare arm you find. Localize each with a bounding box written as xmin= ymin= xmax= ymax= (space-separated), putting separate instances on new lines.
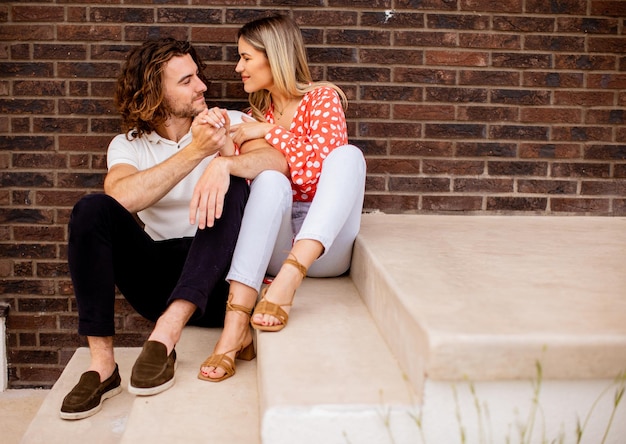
xmin=104 ymin=122 xmax=227 ymax=213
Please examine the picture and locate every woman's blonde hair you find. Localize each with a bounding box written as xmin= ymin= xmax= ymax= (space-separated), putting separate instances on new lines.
xmin=237 ymin=14 xmax=347 ymax=121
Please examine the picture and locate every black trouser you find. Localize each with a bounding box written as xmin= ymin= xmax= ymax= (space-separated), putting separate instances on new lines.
xmin=67 ymin=177 xmax=249 ymax=337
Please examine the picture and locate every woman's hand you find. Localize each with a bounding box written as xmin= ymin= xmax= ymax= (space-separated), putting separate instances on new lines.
xmin=193 ymin=107 xmax=236 ymax=157
xmin=230 ymin=115 xmax=274 ymax=146
xmin=196 ymin=107 xmax=230 ymax=130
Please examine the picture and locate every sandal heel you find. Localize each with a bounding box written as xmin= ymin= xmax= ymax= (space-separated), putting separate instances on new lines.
xmin=237 ymin=341 xmax=256 ymax=361
xmin=197 ymin=295 xmax=256 ymax=383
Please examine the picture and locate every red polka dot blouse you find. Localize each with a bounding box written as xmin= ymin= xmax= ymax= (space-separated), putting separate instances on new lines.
xmin=264 ymin=86 xmax=348 ymax=202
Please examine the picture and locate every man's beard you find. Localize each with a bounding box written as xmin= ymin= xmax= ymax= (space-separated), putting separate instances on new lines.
xmin=163 ymin=95 xmax=206 ymax=119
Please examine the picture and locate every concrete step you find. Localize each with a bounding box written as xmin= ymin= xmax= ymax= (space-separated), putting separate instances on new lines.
xmin=20 ymin=277 xmax=416 ymax=443
xmin=255 ymin=276 xmax=419 ymax=444
xmin=17 ymin=214 xmax=626 ymax=443
xmin=353 ymin=214 xmax=626 ymax=388
xmin=21 ymin=328 xmax=259 ymax=444
xmin=352 ymin=213 xmax=626 ymax=442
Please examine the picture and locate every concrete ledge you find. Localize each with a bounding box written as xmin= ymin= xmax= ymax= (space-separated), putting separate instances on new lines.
xmin=21 ymin=347 xmax=139 ymax=444
xmin=256 ymin=277 xmax=419 ymax=444
xmin=121 ymin=327 xmax=259 ymax=444
xmin=21 ymin=327 xmax=259 ymax=444
xmin=352 ymin=214 xmax=626 ymax=391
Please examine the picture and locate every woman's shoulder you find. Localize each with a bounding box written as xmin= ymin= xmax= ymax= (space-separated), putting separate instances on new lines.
xmin=303 ymin=85 xmax=341 ymax=109
xmin=306 ymin=84 xmax=338 ymax=99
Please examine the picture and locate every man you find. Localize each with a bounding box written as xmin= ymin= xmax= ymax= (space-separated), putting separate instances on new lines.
xmin=60 ymin=38 xmax=287 ymax=420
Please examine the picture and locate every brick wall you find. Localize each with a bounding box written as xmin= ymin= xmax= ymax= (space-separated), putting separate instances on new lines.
xmin=0 ymin=1 xmax=625 ymax=387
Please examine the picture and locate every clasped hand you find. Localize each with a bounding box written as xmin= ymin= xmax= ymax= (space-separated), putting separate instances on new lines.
xmin=189 ymin=107 xmax=232 ymax=229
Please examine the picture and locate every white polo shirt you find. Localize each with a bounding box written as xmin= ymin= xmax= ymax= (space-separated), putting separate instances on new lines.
xmin=106 ymin=110 xmax=246 ymax=240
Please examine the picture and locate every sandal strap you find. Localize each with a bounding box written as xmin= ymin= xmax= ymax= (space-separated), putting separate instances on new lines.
xmin=226 ymin=293 xmax=254 ymax=317
xmin=226 ymin=301 xmax=253 ymax=317
xmin=253 ymin=297 xmax=289 ymax=324
xmin=201 ymin=353 xmax=235 ymax=377
xmin=284 ymin=253 xmax=307 ymax=279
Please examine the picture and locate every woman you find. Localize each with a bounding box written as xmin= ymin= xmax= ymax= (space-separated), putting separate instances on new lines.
xmin=197 ymin=14 xmax=366 ymax=382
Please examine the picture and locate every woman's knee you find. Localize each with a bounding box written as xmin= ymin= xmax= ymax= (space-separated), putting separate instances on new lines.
xmin=250 ymin=170 xmax=292 ymax=204
xmin=327 ymin=145 xmax=366 ymax=174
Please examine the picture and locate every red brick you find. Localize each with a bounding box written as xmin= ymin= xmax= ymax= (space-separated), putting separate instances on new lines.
xmin=454 ymin=178 xmax=513 ymax=193
xmin=460 ymin=33 xmax=520 ymax=50
xmin=526 ymin=0 xmax=587 ymax=15
xmin=361 ymin=11 xmax=424 ymax=28
xmin=389 ymin=177 xmax=450 ymax=192
xmin=425 ymin=50 xmax=489 ymax=67
xmin=425 ymin=87 xmax=489 ymax=103
xmin=588 ymin=37 xmax=626 ymax=54
xmin=591 ymin=1 xmax=626 ymax=17
xmin=457 ymin=106 xmax=518 ymax=122
xmin=488 ymin=161 xmax=548 ymax=176
xmin=493 ymin=16 xmax=554 ymax=32
xmin=57 ymin=25 xmax=122 ymax=41
xmin=13 ymin=226 xmax=65 ymax=242
xmin=366 ymin=158 xmax=420 ymax=175
xmin=11 ymin=5 xmax=65 ymax=23
xmin=550 ymin=198 xmax=610 ymax=213
xmin=358 ymin=122 xmax=421 ymax=139
xmin=517 ymin=180 xmax=578 ymax=195
xmin=422 ymin=160 xmax=484 ymax=175
xmin=521 ymin=108 xmax=582 ymax=124
xmin=487 ymin=197 xmax=547 ymax=211
xmin=460 ymin=0 xmax=522 ymax=12
xmin=425 ymin=123 xmax=486 ymax=139
xmin=587 ymin=74 xmax=626 ymax=89
xmin=519 ymin=143 xmax=581 ymax=159
xmin=551 ymin=163 xmax=611 ymax=178
xmin=456 ymin=142 xmax=517 ymax=157
xmin=0 ymin=25 xmax=54 ymax=41
xmin=557 ymin=17 xmax=619 ymax=35
xmin=522 ymin=72 xmax=583 ymax=88
xmin=363 ymin=194 xmax=409 ymax=212
xmin=395 ymin=31 xmax=458 ymax=47
xmin=551 ymin=126 xmax=613 ymax=142
xmin=492 ymin=53 xmax=551 ymax=69
xmin=393 ymin=104 xmax=454 ymax=121
xmin=581 ymin=180 xmax=626 ymax=195
xmin=422 ymin=196 xmax=483 ymax=212
xmin=525 ymin=35 xmax=585 ymax=52
xmin=390 ymin=141 xmax=453 ymax=157
xmin=427 ymin=13 xmax=490 ymax=30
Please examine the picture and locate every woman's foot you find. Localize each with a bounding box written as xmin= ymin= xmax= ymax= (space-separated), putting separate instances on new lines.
xmin=251 ymin=254 xmax=307 ymax=331
xmin=199 ymin=297 xmax=255 ymax=381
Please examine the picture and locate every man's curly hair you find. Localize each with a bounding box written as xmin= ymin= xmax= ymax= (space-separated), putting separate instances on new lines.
xmin=114 ymin=38 xmax=208 ymax=139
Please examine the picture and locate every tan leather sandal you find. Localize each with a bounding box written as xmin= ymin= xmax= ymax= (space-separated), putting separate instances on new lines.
xmin=197 ymin=299 xmax=256 ymax=383
xmin=251 ymin=253 xmax=307 ymax=332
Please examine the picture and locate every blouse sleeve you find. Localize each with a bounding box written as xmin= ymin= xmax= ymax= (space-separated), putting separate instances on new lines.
xmin=264 ymin=86 xmax=348 ymax=199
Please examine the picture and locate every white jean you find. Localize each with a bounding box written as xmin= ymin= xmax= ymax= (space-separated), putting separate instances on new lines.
xmin=226 ymin=144 xmax=366 ymax=292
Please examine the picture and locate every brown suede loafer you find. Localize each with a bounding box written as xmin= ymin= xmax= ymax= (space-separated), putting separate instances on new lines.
xmin=128 ymin=340 xmax=176 ymax=396
xmin=60 ymin=364 xmax=122 ymax=420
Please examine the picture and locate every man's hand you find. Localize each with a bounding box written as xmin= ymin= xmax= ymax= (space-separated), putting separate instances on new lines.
xmin=190 ymin=110 xmax=228 ymax=159
xmin=189 ymin=156 xmax=231 ymax=229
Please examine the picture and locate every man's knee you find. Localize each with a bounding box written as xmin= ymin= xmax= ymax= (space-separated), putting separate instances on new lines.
xmin=70 ymin=194 xmax=118 ymax=226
